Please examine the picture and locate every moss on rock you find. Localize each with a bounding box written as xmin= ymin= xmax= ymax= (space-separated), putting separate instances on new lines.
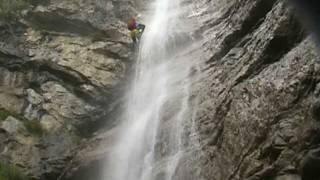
xmin=0 ymin=0 xmax=29 ymax=22
xmin=24 ymin=119 xmax=44 ymax=136
xmin=0 ymin=162 xmax=29 ymax=180
xmin=0 ymin=109 xmax=12 ymax=121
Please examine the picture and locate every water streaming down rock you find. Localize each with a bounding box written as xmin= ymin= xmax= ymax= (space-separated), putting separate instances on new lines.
xmin=102 ymin=0 xmax=199 ymax=179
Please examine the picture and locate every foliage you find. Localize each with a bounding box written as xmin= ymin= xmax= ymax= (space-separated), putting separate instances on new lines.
xmin=0 ymin=109 xmax=11 ymax=121
xmin=24 ymin=119 xmax=44 ymax=136
xmin=0 ymin=108 xmax=44 ymax=136
xmin=0 ymin=162 xmax=29 ymax=180
xmin=0 ymin=0 xmax=29 ymax=22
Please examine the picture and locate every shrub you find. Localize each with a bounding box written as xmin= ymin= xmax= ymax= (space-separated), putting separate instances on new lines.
xmin=0 ymin=110 xmax=11 ymax=121
xmin=24 ymin=119 xmax=44 ymax=136
xmin=0 ymin=162 xmax=29 ymax=180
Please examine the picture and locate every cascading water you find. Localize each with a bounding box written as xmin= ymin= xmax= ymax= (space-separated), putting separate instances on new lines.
xmin=102 ymin=0 xmax=199 ymax=179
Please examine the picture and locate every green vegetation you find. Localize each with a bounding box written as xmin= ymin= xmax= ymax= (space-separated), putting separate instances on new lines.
xmin=0 ymin=162 xmax=29 ymax=180
xmin=0 ymin=0 xmax=29 ymax=22
xmin=24 ymin=119 xmax=44 ymax=136
xmin=0 ymin=109 xmax=11 ymax=121
xmin=0 ymin=108 xmax=44 ymax=136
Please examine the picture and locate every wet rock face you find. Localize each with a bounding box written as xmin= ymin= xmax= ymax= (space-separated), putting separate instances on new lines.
xmin=184 ymin=0 xmax=320 ymax=180
xmin=0 ymin=0 xmax=138 ymax=178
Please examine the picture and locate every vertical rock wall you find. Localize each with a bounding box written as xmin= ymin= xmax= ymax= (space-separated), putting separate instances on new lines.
xmin=0 ymin=0 xmax=140 ymax=179
xmin=186 ymin=0 xmax=320 ymax=179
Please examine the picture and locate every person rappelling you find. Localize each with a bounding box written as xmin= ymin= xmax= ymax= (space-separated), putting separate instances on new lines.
xmin=127 ymin=17 xmax=146 ymax=44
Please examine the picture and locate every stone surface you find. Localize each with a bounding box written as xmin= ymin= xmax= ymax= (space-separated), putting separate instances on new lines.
xmin=0 ymin=0 xmax=138 ymax=178
xmin=181 ymin=0 xmax=320 ymax=180
xmin=1 ymin=116 xmax=26 ymax=134
xmin=40 ymin=114 xmax=61 ymax=132
xmin=26 ymin=89 xmax=43 ymax=105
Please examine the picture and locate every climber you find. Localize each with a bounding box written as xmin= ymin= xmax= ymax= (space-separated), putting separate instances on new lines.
xmin=127 ymin=17 xmax=145 ymax=44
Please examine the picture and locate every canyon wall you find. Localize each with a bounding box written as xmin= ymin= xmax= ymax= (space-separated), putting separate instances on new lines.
xmin=0 ymin=0 xmax=320 ymax=180
xmin=0 ymin=0 xmax=139 ymax=179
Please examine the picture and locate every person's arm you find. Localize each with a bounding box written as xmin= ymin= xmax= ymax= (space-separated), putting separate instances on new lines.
xmin=137 ymin=24 xmax=146 ymax=33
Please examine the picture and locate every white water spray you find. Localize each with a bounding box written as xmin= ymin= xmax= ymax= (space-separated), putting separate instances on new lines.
xmin=102 ymin=0 xmax=198 ymax=179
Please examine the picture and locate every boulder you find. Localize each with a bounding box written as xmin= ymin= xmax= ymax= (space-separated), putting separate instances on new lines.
xmin=1 ymin=116 xmax=26 ymax=134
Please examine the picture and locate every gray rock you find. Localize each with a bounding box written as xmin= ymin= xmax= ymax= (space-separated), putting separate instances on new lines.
xmin=0 ymin=0 xmax=136 ymax=178
xmin=40 ymin=115 xmax=61 ymax=133
xmin=26 ymin=89 xmax=43 ymax=105
xmin=1 ymin=116 xmax=26 ymax=134
xmin=41 ymin=81 xmax=93 ymax=127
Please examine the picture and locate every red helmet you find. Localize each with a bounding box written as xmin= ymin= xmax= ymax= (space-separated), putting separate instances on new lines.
xmin=127 ymin=17 xmax=136 ymax=30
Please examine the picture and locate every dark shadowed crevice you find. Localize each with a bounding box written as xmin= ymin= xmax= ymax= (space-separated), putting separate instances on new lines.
xmin=38 ymin=63 xmax=88 ymax=86
xmin=234 ymin=14 xmax=305 ymax=87
xmin=26 ymin=11 xmax=108 ymax=38
xmin=62 ymin=159 xmax=105 ymax=180
xmin=260 ymin=15 xmax=305 ymax=67
xmin=14 ymin=60 xmax=115 ymax=106
xmin=301 ymin=148 xmax=320 ymax=180
xmin=206 ymin=0 xmax=277 ymax=64
xmin=92 ymin=48 xmax=128 ymax=62
xmin=0 ymin=51 xmax=21 ymax=59
xmin=260 ymin=144 xmax=284 ymax=163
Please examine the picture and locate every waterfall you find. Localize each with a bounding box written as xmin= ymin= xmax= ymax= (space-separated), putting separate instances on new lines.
xmin=102 ymin=0 xmax=199 ymax=179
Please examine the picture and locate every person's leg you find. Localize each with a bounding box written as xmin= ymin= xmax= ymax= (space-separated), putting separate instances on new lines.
xmin=130 ymin=30 xmax=137 ymax=43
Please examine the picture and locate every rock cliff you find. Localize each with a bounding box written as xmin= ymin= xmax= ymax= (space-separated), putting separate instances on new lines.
xmin=0 ymin=0 xmax=140 ymax=179
xmin=189 ymin=0 xmax=320 ymax=180
xmin=1 ymin=0 xmax=320 ymax=180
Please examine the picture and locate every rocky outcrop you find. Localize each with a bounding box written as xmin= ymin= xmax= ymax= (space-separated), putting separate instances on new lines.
xmin=0 ymin=0 xmax=140 ymax=179
xmin=186 ymin=0 xmax=320 ymax=180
